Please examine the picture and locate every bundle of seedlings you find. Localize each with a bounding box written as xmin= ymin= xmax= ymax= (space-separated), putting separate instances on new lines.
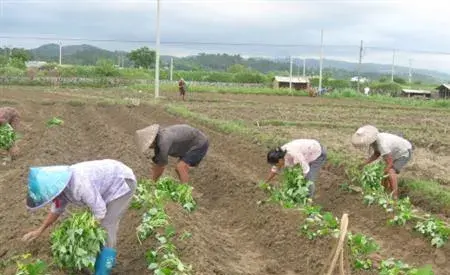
xmin=50 ymin=211 xmax=107 ymax=272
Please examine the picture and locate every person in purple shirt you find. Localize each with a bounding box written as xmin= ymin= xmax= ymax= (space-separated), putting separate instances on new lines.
xmin=21 ymin=159 xmax=137 ymax=275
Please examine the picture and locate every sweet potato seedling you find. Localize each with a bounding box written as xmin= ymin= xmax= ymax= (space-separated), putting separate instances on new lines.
xmin=0 ymin=123 xmax=16 ymax=150
xmin=50 ymin=211 xmax=107 ymax=272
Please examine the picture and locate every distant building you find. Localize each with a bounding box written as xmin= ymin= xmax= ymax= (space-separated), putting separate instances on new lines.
xmin=350 ymin=76 xmax=369 ymax=83
xmin=272 ymin=76 xmax=310 ymax=90
xmin=401 ymin=89 xmax=431 ymax=99
xmin=436 ymin=84 xmax=450 ymax=99
xmin=25 ymin=61 xmax=48 ymax=68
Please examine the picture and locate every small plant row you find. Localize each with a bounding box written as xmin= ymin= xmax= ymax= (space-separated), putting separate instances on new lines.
xmin=258 ymin=166 xmax=434 ymax=274
xmin=352 ymin=163 xmax=450 ymax=248
xmin=0 ymin=253 xmax=49 ymax=275
xmin=131 ymin=177 xmax=197 ymax=274
xmin=0 ymin=211 xmax=107 ymax=275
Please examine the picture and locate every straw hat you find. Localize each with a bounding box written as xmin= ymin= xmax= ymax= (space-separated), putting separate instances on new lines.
xmin=134 ymin=124 xmax=160 ymax=154
xmin=351 ymin=125 xmax=379 ymax=147
xmin=26 ymin=165 xmax=72 ymax=210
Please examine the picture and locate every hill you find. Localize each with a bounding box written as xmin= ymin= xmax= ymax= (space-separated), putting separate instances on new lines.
xmin=24 ymin=43 xmax=450 ymax=84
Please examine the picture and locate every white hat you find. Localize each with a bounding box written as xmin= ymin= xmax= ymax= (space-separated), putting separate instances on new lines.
xmin=351 ymin=125 xmax=379 ymax=147
xmin=134 ymin=124 xmax=160 ymax=154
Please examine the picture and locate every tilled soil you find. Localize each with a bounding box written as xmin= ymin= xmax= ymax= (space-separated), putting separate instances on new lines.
xmin=0 ymin=87 xmax=449 ymax=275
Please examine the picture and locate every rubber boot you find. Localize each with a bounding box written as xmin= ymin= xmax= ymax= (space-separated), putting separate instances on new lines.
xmin=94 ymin=247 xmax=117 ymax=275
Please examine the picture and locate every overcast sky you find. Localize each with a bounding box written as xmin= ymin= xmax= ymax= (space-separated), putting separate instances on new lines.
xmin=2 ymin=0 xmax=450 ymax=73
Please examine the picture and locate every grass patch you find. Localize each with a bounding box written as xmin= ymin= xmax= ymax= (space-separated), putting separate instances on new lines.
xmin=325 ymin=89 xmax=450 ymax=109
xmin=130 ymin=83 xmax=310 ymax=97
xmin=0 ymin=100 xmax=19 ymax=105
xmin=166 ymin=103 xmax=450 ymax=215
xmin=66 ymin=100 xmax=86 ymax=107
xmin=402 ymin=179 xmax=450 ymax=214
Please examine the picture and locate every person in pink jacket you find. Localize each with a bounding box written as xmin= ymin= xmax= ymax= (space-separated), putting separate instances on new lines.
xmin=265 ymin=139 xmax=327 ymax=198
xmin=22 ymin=159 xmax=137 ymax=275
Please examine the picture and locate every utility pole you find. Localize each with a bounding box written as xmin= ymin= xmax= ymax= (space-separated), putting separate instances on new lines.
xmin=303 ymin=58 xmax=306 ymax=77
xmin=289 ymin=56 xmax=293 ymax=94
xmin=154 ymin=0 xmax=161 ymax=98
xmin=357 ymin=40 xmax=363 ymax=93
xmin=408 ymin=59 xmax=412 ymax=84
xmin=391 ymin=49 xmax=396 ymax=82
xmin=318 ymin=29 xmax=324 ymax=93
xmin=170 ymin=57 xmax=173 ymax=81
xmin=59 ymin=41 xmax=62 ymax=65
xmin=297 ymin=58 xmax=300 ymax=77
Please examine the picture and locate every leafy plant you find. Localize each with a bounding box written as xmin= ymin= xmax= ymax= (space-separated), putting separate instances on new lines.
xmin=300 ymin=205 xmax=340 ymax=240
xmin=132 ymin=178 xmax=196 ymax=212
xmin=379 ymin=258 xmax=434 ymax=275
xmin=347 ymin=232 xmax=380 ymax=270
xmin=137 ymin=206 xmax=170 ymax=243
xmin=414 ymin=216 xmax=450 ymax=248
xmin=145 ymin=234 xmax=192 ymax=275
xmin=46 ymin=117 xmax=64 ymax=127
xmin=260 ymin=167 xmax=313 ymax=208
xmin=359 ymin=162 xmax=386 ymax=192
xmin=156 ymin=177 xmax=197 ymax=212
xmin=50 ymin=211 xmax=107 ymax=272
xmin=389 ymin=197 xmax=413 ymax=226
xmin=0 ymin=123 xmax=16 ymax=149
xmin=14 ymin=254 xmax=49 ymax=275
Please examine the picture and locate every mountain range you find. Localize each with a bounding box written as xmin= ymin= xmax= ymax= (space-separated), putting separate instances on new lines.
xmin=24 ymin=43 xmax=450 ymax=84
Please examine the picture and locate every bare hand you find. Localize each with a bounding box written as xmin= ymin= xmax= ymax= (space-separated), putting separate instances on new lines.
xmin=22 ymin=229 xmax=42 ymax=242
xmin=8 ymin=145 xmax=19 ymax=159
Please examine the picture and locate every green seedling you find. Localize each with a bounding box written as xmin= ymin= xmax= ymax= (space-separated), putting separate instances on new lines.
xmin=50 ymin=211 xmax=106 ymax=272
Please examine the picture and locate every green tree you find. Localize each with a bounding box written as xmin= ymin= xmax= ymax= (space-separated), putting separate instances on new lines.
xmin=227 ymin=64 xmax=248 ymax=73
xmin=11 ymin=48 xmax=31 ymax=63
xmin=127 ymin=47 xmax=156 ymax=69
xmin=95 ymin=59 xmax=119 ymax=77
xmin=393 ymin=77 xmax=407 ymax=84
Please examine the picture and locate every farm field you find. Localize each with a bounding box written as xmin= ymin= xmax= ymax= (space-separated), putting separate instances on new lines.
xmin=0 ymin=86 xmax=449 ymax=275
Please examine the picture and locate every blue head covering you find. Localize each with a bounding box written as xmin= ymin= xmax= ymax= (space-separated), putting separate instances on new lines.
xmin=26 ymin=165 xmax=72 ymax=210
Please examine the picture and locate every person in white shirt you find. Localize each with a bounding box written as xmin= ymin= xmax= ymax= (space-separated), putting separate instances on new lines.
xmin=264 ymin=139 xmax=327 ymax=198
xmin=352 ymin=125 xmax=413 ymax=199
xmin=364 ymin=87 xmax=370 ymax=96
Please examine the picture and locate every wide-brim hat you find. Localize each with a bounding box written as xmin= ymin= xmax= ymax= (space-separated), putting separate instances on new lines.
xmin=351 ymin=125 xmax=379 ymax=147
xmin=134 ymin=124 xmax=160 ymax=155
xmin=26 ymin=165 xmax=72 ymax=210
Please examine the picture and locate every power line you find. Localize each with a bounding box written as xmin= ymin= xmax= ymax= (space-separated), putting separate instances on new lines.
xmin=0 ymin=35 xmax=358 ymax=48
xmin=1 ymin=35 xmax=450 ymax=56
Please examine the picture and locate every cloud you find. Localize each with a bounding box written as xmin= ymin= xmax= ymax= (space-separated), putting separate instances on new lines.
xmin=1 ymin=0 xmax=450 ymax=73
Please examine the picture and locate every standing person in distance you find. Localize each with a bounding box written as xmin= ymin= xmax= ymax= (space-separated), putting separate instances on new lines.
xmin=178 ymin=78 xmax=187 ymax=101
xmin=134 ymin=124 xmax=209 ymax=184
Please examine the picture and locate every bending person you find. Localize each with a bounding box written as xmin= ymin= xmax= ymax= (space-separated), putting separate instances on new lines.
xmin=265 ymin=139 xmax=327 ymax=199
xmin=22 ymin=159 xmax=137 ymax=275
xmin=134 ymin=124 xmax=209 ymax=183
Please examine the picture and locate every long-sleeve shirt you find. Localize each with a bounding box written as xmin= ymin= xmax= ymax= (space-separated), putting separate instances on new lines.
xmin=50 ymin=159 xmax=137 ymax=220
xmin=271 ymin=139 xmax=323 ymax=176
